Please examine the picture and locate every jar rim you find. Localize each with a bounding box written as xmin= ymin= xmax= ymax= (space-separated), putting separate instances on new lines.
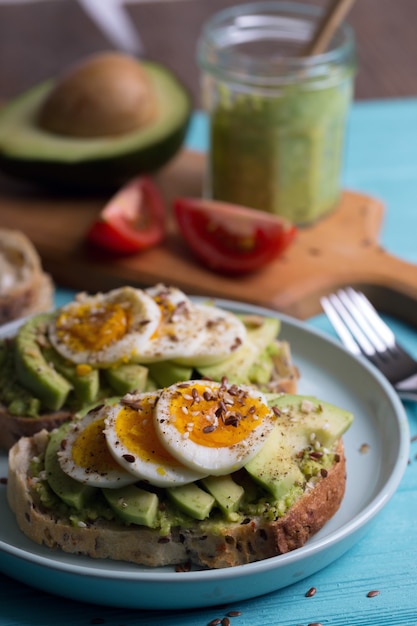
xmin=197 ymin=0 xmax=355 ymax=86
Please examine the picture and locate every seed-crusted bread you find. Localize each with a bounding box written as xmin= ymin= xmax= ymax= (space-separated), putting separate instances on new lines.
xmin=0 ymin=229 xmax=53 ymax=324
xmin=0 ymin=407 xmax=72 ymax=452
xmin=7 ymin=430 xmax=346 ymax=569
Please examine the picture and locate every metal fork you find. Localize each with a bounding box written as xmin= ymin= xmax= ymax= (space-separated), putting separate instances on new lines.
xmin=320 ymin=287 xmax=417 ymax=402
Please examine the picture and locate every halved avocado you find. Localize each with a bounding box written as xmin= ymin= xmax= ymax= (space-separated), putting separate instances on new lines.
xmin=0 ymin=60 xmax=191 ymax=190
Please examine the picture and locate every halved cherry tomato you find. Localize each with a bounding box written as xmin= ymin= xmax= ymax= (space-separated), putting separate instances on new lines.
xmin=174 ymin=197 xmax=296 ymax=274
xmin=86 ymin=176 xmax=166 ymax=255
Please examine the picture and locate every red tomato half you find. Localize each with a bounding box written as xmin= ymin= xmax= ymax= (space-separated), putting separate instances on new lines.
xmin=86 ymin=176 xmax=166 ymax=255
xmin=174 ymin=198 xmax=296 ymax=274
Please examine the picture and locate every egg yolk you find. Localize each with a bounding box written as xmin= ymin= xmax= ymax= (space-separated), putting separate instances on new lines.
xmin=55 ymin=301 xmax=132 ymax=352
xmin=149 ymin=292 xmax=189 ymax=340
xmin=71 ymin=417 xmax=121 ymax=472
xmin=115 ymin=398 xmax=182 ymax=466
xmin=168 ymin=383 xmax=273 ymax=448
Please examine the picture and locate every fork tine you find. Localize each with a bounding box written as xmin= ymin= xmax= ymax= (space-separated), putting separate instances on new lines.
xmin=320 ymin=294 xmax=366 ymax=356
xmin=322 ymin=288 xmax=417 ymax=398
xmin=345 ymin=288 xmax=396 ymax=349
xmin=322 ymin=290 xmax=375 ymax=357
xmin=337 ymin=288 xmax=389 ymax=354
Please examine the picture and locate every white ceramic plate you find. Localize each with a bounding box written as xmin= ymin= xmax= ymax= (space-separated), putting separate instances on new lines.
xmin=0 ymin=299 xmax=410 ymax=610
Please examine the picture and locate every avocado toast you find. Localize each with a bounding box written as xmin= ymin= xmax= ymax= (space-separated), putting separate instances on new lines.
xmin=0 ymin=284 xmax=299 ymax=450
xmin=7 ymin=384 xmax=352 ymax=569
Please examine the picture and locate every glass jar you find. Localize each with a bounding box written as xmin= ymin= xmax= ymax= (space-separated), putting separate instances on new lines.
xmin=197 ymin=1 xmax=356 ymax=225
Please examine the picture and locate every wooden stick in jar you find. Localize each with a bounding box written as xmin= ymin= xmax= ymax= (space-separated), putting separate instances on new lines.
xmin=303 ymin=0 xmax=357 ymax=56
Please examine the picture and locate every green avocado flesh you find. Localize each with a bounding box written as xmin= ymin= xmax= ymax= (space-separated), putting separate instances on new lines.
xmin=0 ymin=61 xmax=191 ymax=189
xmin=31 ymin=393 xmax=353 ymax=533
xmin=0 ymin=312 xmax=288 ymax=418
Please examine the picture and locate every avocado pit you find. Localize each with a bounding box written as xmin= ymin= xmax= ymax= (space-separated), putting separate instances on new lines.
xmin=37 ymin=52 xmax=158 ymax=138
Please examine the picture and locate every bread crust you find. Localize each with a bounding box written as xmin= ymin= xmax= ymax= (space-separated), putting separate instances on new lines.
xmin=7 ymin=431 xmax=346 ymax=569
xmin=0 ymin=229 xmax=54 ymax=324
xmin=0 ymin=406 xmax=71 ymax=451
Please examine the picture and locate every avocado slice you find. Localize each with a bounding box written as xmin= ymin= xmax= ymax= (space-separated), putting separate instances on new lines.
xmin=105 ymin=362 xmax=148 ymax=395
xmin=166 ymin=483 xmax=215 ymax=521
xmin=0 ymin=61 xmax=191 ymax=190
xmin=45 ymin=422 xmax=97 ymax=510
xmin=245 ymin=394 xmax=353 ymax=500
xmin=146 ymin=360 xmax=193 ymax=388
xmin=102 ymin=484 xmax=159 ymax=528
xmin=14 ymin=314 xmax=73 ymax=411
xmin=43 ymin=346 xmax=100 ymax=406
xmin=201 ymin=475 xmax=244 ymax=519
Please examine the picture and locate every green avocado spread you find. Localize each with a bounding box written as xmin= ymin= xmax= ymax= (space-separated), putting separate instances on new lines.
xmin=208 ymin=67 xmax=354 ymax=224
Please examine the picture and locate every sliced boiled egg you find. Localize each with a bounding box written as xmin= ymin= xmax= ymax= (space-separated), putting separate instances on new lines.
xmin=58 ymin=407 xmax=138 ymax=487
xmin=138 ymin=284 xmax=247 ymax=365
xmin=48 ymin=286 xmax=161 ymax=367
xmin=104 ymin=391 xmax=207 ymax=487
xmin=137 ymin=284 xmax=208 ymax=363
xmin=154 ymin=380 xmax=276 ymax=475
xmin=173 ymin=302 xmax=247 ymax=366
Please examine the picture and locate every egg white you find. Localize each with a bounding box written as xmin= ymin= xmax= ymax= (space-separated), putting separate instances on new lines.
xmin=173 ymin=303 xmax=247 ymax=367
xmin=136 ymin=285 xmax=207 ymax=363
xmin=48 ymin=286 xmax=161 ymax=367
xmin=154 ymin=380 xmax=277 ymax=475
xmin=138 ymin=285 xmax=247 ymax=366
xmin=104 ymin=391 xmax=207 ymax=487
xmin=58 ymin=407 xmax=138 ymax=487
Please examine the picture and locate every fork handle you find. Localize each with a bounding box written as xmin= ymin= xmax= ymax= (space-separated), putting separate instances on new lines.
xmin=395 ymin=374 xmax=417 ymax=401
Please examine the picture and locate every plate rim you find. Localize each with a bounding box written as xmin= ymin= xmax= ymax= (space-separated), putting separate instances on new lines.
xmin=0 ymin=297 xmax=410 ymax=601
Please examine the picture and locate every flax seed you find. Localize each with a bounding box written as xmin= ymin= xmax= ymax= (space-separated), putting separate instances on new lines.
xmin=305 ymin=586 xmax=317 ymax=597
xmin=226 ymin=610 xmax=242 ymax=617
xmin=175 ymin=562 xmax=191 ymax=572
xmin=221 ymin=618 xmax=230 ymax=626
xmin=207 ymin=620 xmax=221 ymax=626
xmin=367 ymin=590 xmax=380 ymax=597
xmin=309 ymin=451 xmax=323 ymax=459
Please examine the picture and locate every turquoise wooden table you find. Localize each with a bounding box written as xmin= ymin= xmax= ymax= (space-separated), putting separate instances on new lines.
xmin=1 ymin=99 xmax=417 ymax=625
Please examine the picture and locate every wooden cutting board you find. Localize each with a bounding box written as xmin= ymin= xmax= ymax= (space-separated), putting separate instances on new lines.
xmin=1 ymin=149 xmax=416 ymax=324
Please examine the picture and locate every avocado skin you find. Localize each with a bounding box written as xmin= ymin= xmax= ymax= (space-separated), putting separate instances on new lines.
xmin=0 ymin=63 xmax=192 ymax=191
xmin=0 ymin=119 xmax=190 ymax=191
xmin=0 ymin=121 xmax=190 ymax=191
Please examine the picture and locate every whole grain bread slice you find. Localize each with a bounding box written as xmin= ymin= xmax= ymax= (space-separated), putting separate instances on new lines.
xmin=7 ymin=430 xmax=346 ymax=569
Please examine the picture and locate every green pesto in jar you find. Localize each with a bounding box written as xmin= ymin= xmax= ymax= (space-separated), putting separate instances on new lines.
xmin=198 ymin=2 xmax=356 ymax=225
